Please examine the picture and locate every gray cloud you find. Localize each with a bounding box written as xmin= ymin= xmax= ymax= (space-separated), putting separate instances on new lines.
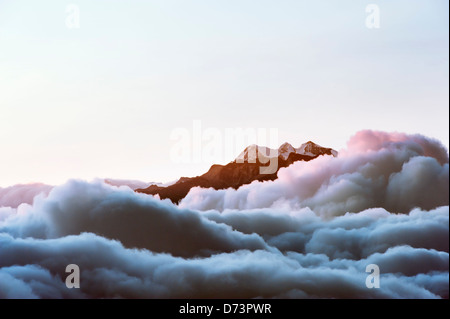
xmin=180 ymin=131 xmax=449 ymax=217
xmin=202 ymin=206 xmax=449 ymax=259
xmin=0 ymin=182 xmax=447 ymax=298
xmin=0 ymin=131 xmax=448 ymax=298
xmin=0 ymin=229 xmax=447 ymax=298
xmin=0 ymin=180 xmax=268 ymax=258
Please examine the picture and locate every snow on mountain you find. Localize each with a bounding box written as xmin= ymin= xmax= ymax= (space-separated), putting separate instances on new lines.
xmin=235 ymin=141 xmax=337 ymax=162
xmin=141 ymin=141 xmax=338 ymax=203
xmin=296 ymin=141 xmax=338 ymax=157
xmin=297 ymin=141 xmax=317 ymax=157
xmin=235 ymin=144 xmax=278 ymax=163
xmin=278 ymin=142 xmax=296 ymax=160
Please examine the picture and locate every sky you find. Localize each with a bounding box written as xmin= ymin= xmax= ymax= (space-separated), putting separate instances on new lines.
xmin=0 ymin=0 xmax=448 ymax=187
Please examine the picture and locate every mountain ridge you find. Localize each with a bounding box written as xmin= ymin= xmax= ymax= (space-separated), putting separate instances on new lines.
xmin=136 ymin=141 xmax=337 ymax=203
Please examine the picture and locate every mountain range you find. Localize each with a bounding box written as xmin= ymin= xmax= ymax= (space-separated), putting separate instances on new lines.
xmin=136 ymin=141 xmax=337 ymax=203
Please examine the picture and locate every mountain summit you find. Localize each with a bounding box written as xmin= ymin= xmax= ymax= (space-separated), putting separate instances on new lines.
xmin=235 ymin=145 xmax=276 ymax=162
xmin=235 ymin=141 xmax=337 ymax=162
xmin=297 ymin=141 xmax=338 ymax=157
xmin=278 ymin=142 xmax=296 ymax=160
xmin=137 ymin=141 xmax=337 ymax=203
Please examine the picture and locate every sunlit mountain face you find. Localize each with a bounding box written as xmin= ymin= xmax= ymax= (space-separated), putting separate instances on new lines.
xmin=0 ymin=130 xmax=448 ymax=298
xmin=136 ymin=141 xmax=337 ymax=203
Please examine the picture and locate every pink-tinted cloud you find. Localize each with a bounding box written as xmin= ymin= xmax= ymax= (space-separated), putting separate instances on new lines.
xmin=180 ymin=130 xmax=449 ymax=217
xmin=0 ymin=184 xmax=53 ymax=208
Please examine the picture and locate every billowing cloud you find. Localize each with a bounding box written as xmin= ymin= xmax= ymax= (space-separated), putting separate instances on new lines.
xmin=0 ymin=183 xmax=52 ymax=208
xmin=180 ymin=130 xmax=449 ymax=217
xmin=203 ymin=206 xmax=449 ymax=259
xmin=0 ymin=181 xmax=268 ymax=257
xmin=0 ymin=208 xmax=447 ymax=298
xmin=0 ymin=131 xmax=448 ymax=298
xmin=0 ymin=183 xmax=448 ymax=298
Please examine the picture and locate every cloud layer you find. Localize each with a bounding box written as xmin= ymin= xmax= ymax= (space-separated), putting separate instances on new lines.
xmin=0 ymin=183 xmax=52 ymax=209
xmin=0 ymin=131 xmax=448 ymax=298
xmin=180 ymin=131 xmax=449 ymax=217
xmin=0 ymin=182 xmax=448 ymax=298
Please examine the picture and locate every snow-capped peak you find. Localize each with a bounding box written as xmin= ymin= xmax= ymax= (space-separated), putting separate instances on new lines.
xmin=278 ymin=142 xmax=295 ymax=160
xmin=296 ymin=141 xmax=317 ymax=157
xmin=235 ymin=141 xmax=337 ymax=162
xmin=235 ymin=144 xmax=277 ymax=163
xmin=297 ymin=141 xmax=337 ymax=157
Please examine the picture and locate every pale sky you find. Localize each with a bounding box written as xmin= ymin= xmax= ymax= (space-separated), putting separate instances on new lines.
xmin=0 ymin=0 xmax=448 ymax=187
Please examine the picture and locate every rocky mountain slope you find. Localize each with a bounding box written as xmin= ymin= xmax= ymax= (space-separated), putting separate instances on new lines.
xmin=136 ymin=141 xmax=337 ymax=203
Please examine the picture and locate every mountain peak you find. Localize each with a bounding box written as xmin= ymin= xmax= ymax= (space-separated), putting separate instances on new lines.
xmin=235 ymin=141 xmax=337 ymax=162
xmin=139 ymin=140 xmax=337 ymax=203
xmin=278 ymin=142 xmax=295 ymax=160
xmin=235 ymin=145 xmax=275 ymax=162
xmin=297 ymin=141 xmax=337 ymax=157
xmin=279 ymin=142 xmax=293 ymax=147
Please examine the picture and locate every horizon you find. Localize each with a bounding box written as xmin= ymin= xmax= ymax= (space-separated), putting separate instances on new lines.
xmin=0 ymin=131 xmax=448 ymax=188
xmin=0 ymin=137 xmax=341 ymax=187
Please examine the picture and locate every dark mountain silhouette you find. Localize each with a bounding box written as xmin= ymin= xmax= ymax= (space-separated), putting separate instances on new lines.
xmin=136 ymin=141 xmax=337 ymax=203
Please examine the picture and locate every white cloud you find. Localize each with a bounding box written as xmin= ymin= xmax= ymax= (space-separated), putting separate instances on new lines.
xmin=0 ymin=183 xmax=52 ymax=208
xmin=0 ymin=130 xmax=448 ymax=298
xmin=180 ymin=130 xmax=449 ymax=217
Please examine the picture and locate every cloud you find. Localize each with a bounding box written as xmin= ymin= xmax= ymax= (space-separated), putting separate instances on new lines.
xmin=180 ymin=130 xmax=449 ymax=217
xmin=0 ymin=229 xmax=447 ymax=298
xmin=343 ymin=131 xmax=449 ymax=165
xmin=0 ymin=182 xmax=448 ymax=298
xmin=0 ymin=183 xmax=52 ymax=208
xmin=0 ymin=180 xmax=268 ymax=257
xmin=0 ymin=131 xmax=448 ymax=298
xmin=202 ymin=206 xmax=449 ymax=260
